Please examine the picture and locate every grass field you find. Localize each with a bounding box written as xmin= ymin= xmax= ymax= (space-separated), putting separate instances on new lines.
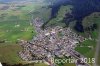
xmin=75 ymin=40 xmax=97 ymax=66
xmin=75 ymin=40 xmax=97 ymax=57
xmin=75 ymin=12 xmax=100 ymax=59
xmin=75 ymin=47 xmax=91 ymax=55
xmin=0 ymin=3 xmax=51 ymax=66
xmin=0 ymin=7 xmax=36 ymax=42
xmin=80 ymin=40 xmax=96 ymax=47
xmin=0 ymin=43 xmax=22 ymax=64
xmin=0 ymin=3 xmax=37 ymax=65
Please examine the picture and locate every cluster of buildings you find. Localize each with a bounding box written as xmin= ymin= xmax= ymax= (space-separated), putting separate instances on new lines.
xmin=18 ymin=17 xmax=86 ymax=66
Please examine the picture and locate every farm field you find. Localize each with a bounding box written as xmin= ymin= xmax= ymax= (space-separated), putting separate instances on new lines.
xmin=0 ymin=43 xmax=22 ymax=64
xmin=0 ymin=2 xmax=51 ymax=65
xmin=0 ymin=3 xmax=39 ymax=65
xmin=74 ymin=12 xmax=100 ymax=66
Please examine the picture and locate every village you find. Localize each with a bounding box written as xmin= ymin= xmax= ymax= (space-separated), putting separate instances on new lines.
xmin=18 ymin=17 xmax=89 ymax=66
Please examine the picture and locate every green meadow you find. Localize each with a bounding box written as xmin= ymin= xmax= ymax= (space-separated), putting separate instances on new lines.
xmin=74 ymin=12 xmax=100 ymax=66
xmin=0 ymin=43 xmax=22 ymax=64
xmin=0 ymin=5 xmax=37 ymax=42
xmin=0 ymin=3 xmax=51 ymax=65
xmin=0 ymin=3 xmax=38 ymax=64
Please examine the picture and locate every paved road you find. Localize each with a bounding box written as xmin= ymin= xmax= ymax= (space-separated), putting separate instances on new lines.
xmin=94 ymin=26 xmax=100 ymax=66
